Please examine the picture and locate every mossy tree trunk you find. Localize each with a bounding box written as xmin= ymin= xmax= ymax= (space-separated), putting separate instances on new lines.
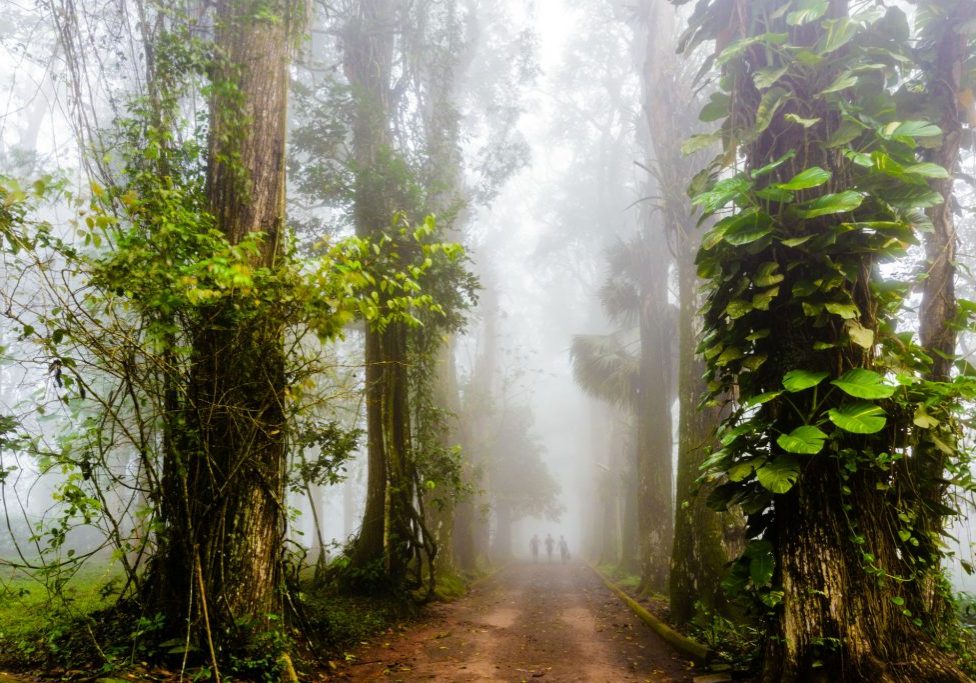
xmin=669 ymin=234 xmax=728 ymax=622
xmin=636 ymin=0 xmax=729 ymax=619
xmin=678 ymin=0 xmax=972 ymax=678
xmin=149 ymin=0 xmax=299 ymax=654
xmin=635 ymin=266 xmax=674 ymax=594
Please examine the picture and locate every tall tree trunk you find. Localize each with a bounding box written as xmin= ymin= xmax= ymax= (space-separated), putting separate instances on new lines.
xmin=914 ymin=0 xmax=970 ymax=624
xmin=631 ymin=1 xmax=677 ymax=596
xmin=491 ymin=502 xmax=513 ymax=561
xmin=691 ymin=1 xmax=972 ymax=678
xmin=619 ymin=434 xmax=640 ymax=573
xmin=416 ymin=0 xmax=467 ymax=579
xmin=635 ymin=0 xmax=729 ymax=622
xmin=426 ymin=339 xmax=461 ymax=577
xmin=149 ymin=0 xmax=298 ymax=653
xmin=343 ymin=0 xmax=398 ymax=579
xmin=456 ymin=279 xmax=499 ymax=570
xmin=636 ymin=266 xmax=673 ymax=594
xmin=669 ymin=232 xmax=728 ymax=622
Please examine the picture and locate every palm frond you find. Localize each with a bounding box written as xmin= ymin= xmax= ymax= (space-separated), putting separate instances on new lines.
xmin=569 ymin=333 xmax=639 ymax=409
xmin=599 ymin=276 xmax=640 ymax=326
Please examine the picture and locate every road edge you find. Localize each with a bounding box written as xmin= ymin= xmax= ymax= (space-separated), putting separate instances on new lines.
xmin=588 ymin=563 xmax=712 ymax=662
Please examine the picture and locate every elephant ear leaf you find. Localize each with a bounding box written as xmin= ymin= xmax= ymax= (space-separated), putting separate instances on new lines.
xmin=776 ymin=425 xmax=827 ymax=455
xmin=782 ymin=369 xmax=829 ymax=392
xmin=828 ymin=402 xmax=887 ymax=434
xmin=746 ymin=540 xmax=776 ymax=586
xmin=756 ymin=455 xmax=800 ymax=493
xmin=830 ymin=368 xmax=895 ymax=399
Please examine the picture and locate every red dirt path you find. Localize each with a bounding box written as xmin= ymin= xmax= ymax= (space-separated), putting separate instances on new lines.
xmin=331 ymin=562 xmax=699 ymax=682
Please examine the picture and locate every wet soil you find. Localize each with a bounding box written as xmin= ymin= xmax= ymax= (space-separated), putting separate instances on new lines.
xmin=332 ymin=562 xmax=698 ymax=682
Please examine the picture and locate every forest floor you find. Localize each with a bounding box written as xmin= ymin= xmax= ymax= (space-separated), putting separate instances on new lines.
xmin=328 ymin=561 xmax=701 ymax=682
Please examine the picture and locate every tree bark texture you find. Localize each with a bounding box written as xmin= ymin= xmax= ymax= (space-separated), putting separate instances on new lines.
xmin=636 ymin=265 xmax=674 ymax=594
xmin=720 ymin=0 xmax=972 ymax=678
xmin=342 ymin=0 xmax=399 ymax=579
xmin=150 ymin=0 xmax=298 ymax=648
xmin=637 ymin=0 xmax=729 ymax=620
xmin=629 ymin=0 xmax=682 ymax=596
xmin=913 ymin=0 xmax=971 ymax=625
xmin=669 ymin=232 xmax=728 ymax=623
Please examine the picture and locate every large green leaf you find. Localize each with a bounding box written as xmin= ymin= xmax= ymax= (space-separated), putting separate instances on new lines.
xmin=824 ymin=301 xmax=859 ymax=319
xmin=723 ymin=209 xmax=774 ymax=246
xmin=784 ymin=113 xmax=821 ymax=128
xmin=828 ymin=402 xmax=887 ymax=434
xmin=844 ymin=319 xmax=875 ymax=349
xmin=745 ymin=390 xmax=783 ymax=407
xmin=752 ymin=286 xmax=779 ymax=311
xmin=682 ymin=132 xmax=721 ymax=155
xmin=902 ymin=162 xmax=949 ymax=179
xmin=716 ymin=346 xmax=744 ymax=366
xmin=753 ymin=261 xmax=784 ymax=287
xmin=782 ymin=369 xmax=829 ymax=392
xmin=756 ymin=455 xmax=801 ymax=494
xmin=699 ymin=93 xmax=730 ymax=122
xmin=746 ymin=540 xmax=776 ymax=586
xmin=716 ymin=33 xmax=789 ymax=67
xmin=754 ymin=65 xmax=789 ymax=89
xmin=885 ymin=120 xmax=942 ymax=139
xmin=820 ymin=71 xmax=858 ymax=94
xmin=776 ymin=425 xmax=828 ymax=455
xmin=795 ymin=191 xmax=863 ymax=218
xmin=787 ymin=0 xmax=829 ymax=26
xmin=752 ymin=150 xmax=796 ymax=178
xmin=728 ymin=457 xmax=763 ymax=482
xmin=830 ymin=368 xmax=895 ymax=399
xmin=756 ymin=87 xmax=789 ymax=135
xmin=692 ymin=176 xmax=752 ymax=214
xmin=826 ymin=118 xmax=866 ymax=147
xmin=726 ymin=299 xmax=753 ymax=319
xmin=719 ymin=423 xmax=755 ymax=447
xmin=776 ymin=166 xmax=831 ymax=191
xmin=913 ymin=405 xmax=939 ymax=429
xmin=820 ymin=17 xmax=859 ymax=54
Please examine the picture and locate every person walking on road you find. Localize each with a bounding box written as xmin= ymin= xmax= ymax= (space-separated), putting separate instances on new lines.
xmin=559 ymin=536 xmax=570 ymax=563
xmin=544 ymin=533 xmax=555 ymax=561
xmin=530 ymin=534 xmax=541 ymax=562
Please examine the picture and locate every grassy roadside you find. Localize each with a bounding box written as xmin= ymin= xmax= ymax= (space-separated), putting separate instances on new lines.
xmin=0 ymin=561 xmax=125 ymax=675
xmin=0 ymin=560 xmax=487 ymax=681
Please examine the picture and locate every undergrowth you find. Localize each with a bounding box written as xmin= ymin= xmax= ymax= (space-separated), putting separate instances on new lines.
xmin=0 ymin=557 xmax=473 ymax=681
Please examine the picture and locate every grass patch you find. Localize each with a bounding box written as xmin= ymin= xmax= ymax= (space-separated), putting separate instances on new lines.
xmin=0 ymin=560 xmax=125 ymax=671
xmin=596 ymin=563 xmax=641 ymax=592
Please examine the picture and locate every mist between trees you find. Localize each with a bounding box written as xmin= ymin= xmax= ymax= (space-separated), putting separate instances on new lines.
xmin=0 ymin=0 xmax=974 ymax=681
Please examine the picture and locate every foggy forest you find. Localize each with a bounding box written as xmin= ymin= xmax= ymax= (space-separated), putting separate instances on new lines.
xmin=1 ymin=0 xmax=975 ymax=681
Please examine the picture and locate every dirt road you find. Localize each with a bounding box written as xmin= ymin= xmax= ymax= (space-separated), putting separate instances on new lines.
xmin=334 ymin=562 xmax=698 ymax=682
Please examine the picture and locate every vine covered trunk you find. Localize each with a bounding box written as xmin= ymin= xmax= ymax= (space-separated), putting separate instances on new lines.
xmin=149 ymin=0 xmax=296 ymax=651
xmin=676 ymin=0 xmax=973 ymax=679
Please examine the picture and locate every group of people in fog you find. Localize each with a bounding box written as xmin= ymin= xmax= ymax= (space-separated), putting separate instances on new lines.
xmin=530 ymin=533 xmax=570 ymax=563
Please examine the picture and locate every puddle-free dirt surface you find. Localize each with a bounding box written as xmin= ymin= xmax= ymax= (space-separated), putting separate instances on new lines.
xmin=333 ymin=562 xmax=698 ymax=682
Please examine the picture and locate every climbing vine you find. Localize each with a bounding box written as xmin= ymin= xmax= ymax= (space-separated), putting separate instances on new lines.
xmin=0 ymin=10 xmax=468 ymax=672
xmin=677 ymin=0 xmax=975 ymax=678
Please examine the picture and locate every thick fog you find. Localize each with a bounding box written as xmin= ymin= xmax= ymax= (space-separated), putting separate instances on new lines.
xmin=1 ymin=0 xmax=975 ymax=604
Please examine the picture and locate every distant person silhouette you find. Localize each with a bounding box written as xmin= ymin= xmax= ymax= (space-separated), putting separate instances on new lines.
xmin=544 ymin=533 xmax=555 ymax=561
xmin=530 ymin=534 xmax=541 ymax=562
xmin=559 ymin=535 xmax=570 ymax=562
